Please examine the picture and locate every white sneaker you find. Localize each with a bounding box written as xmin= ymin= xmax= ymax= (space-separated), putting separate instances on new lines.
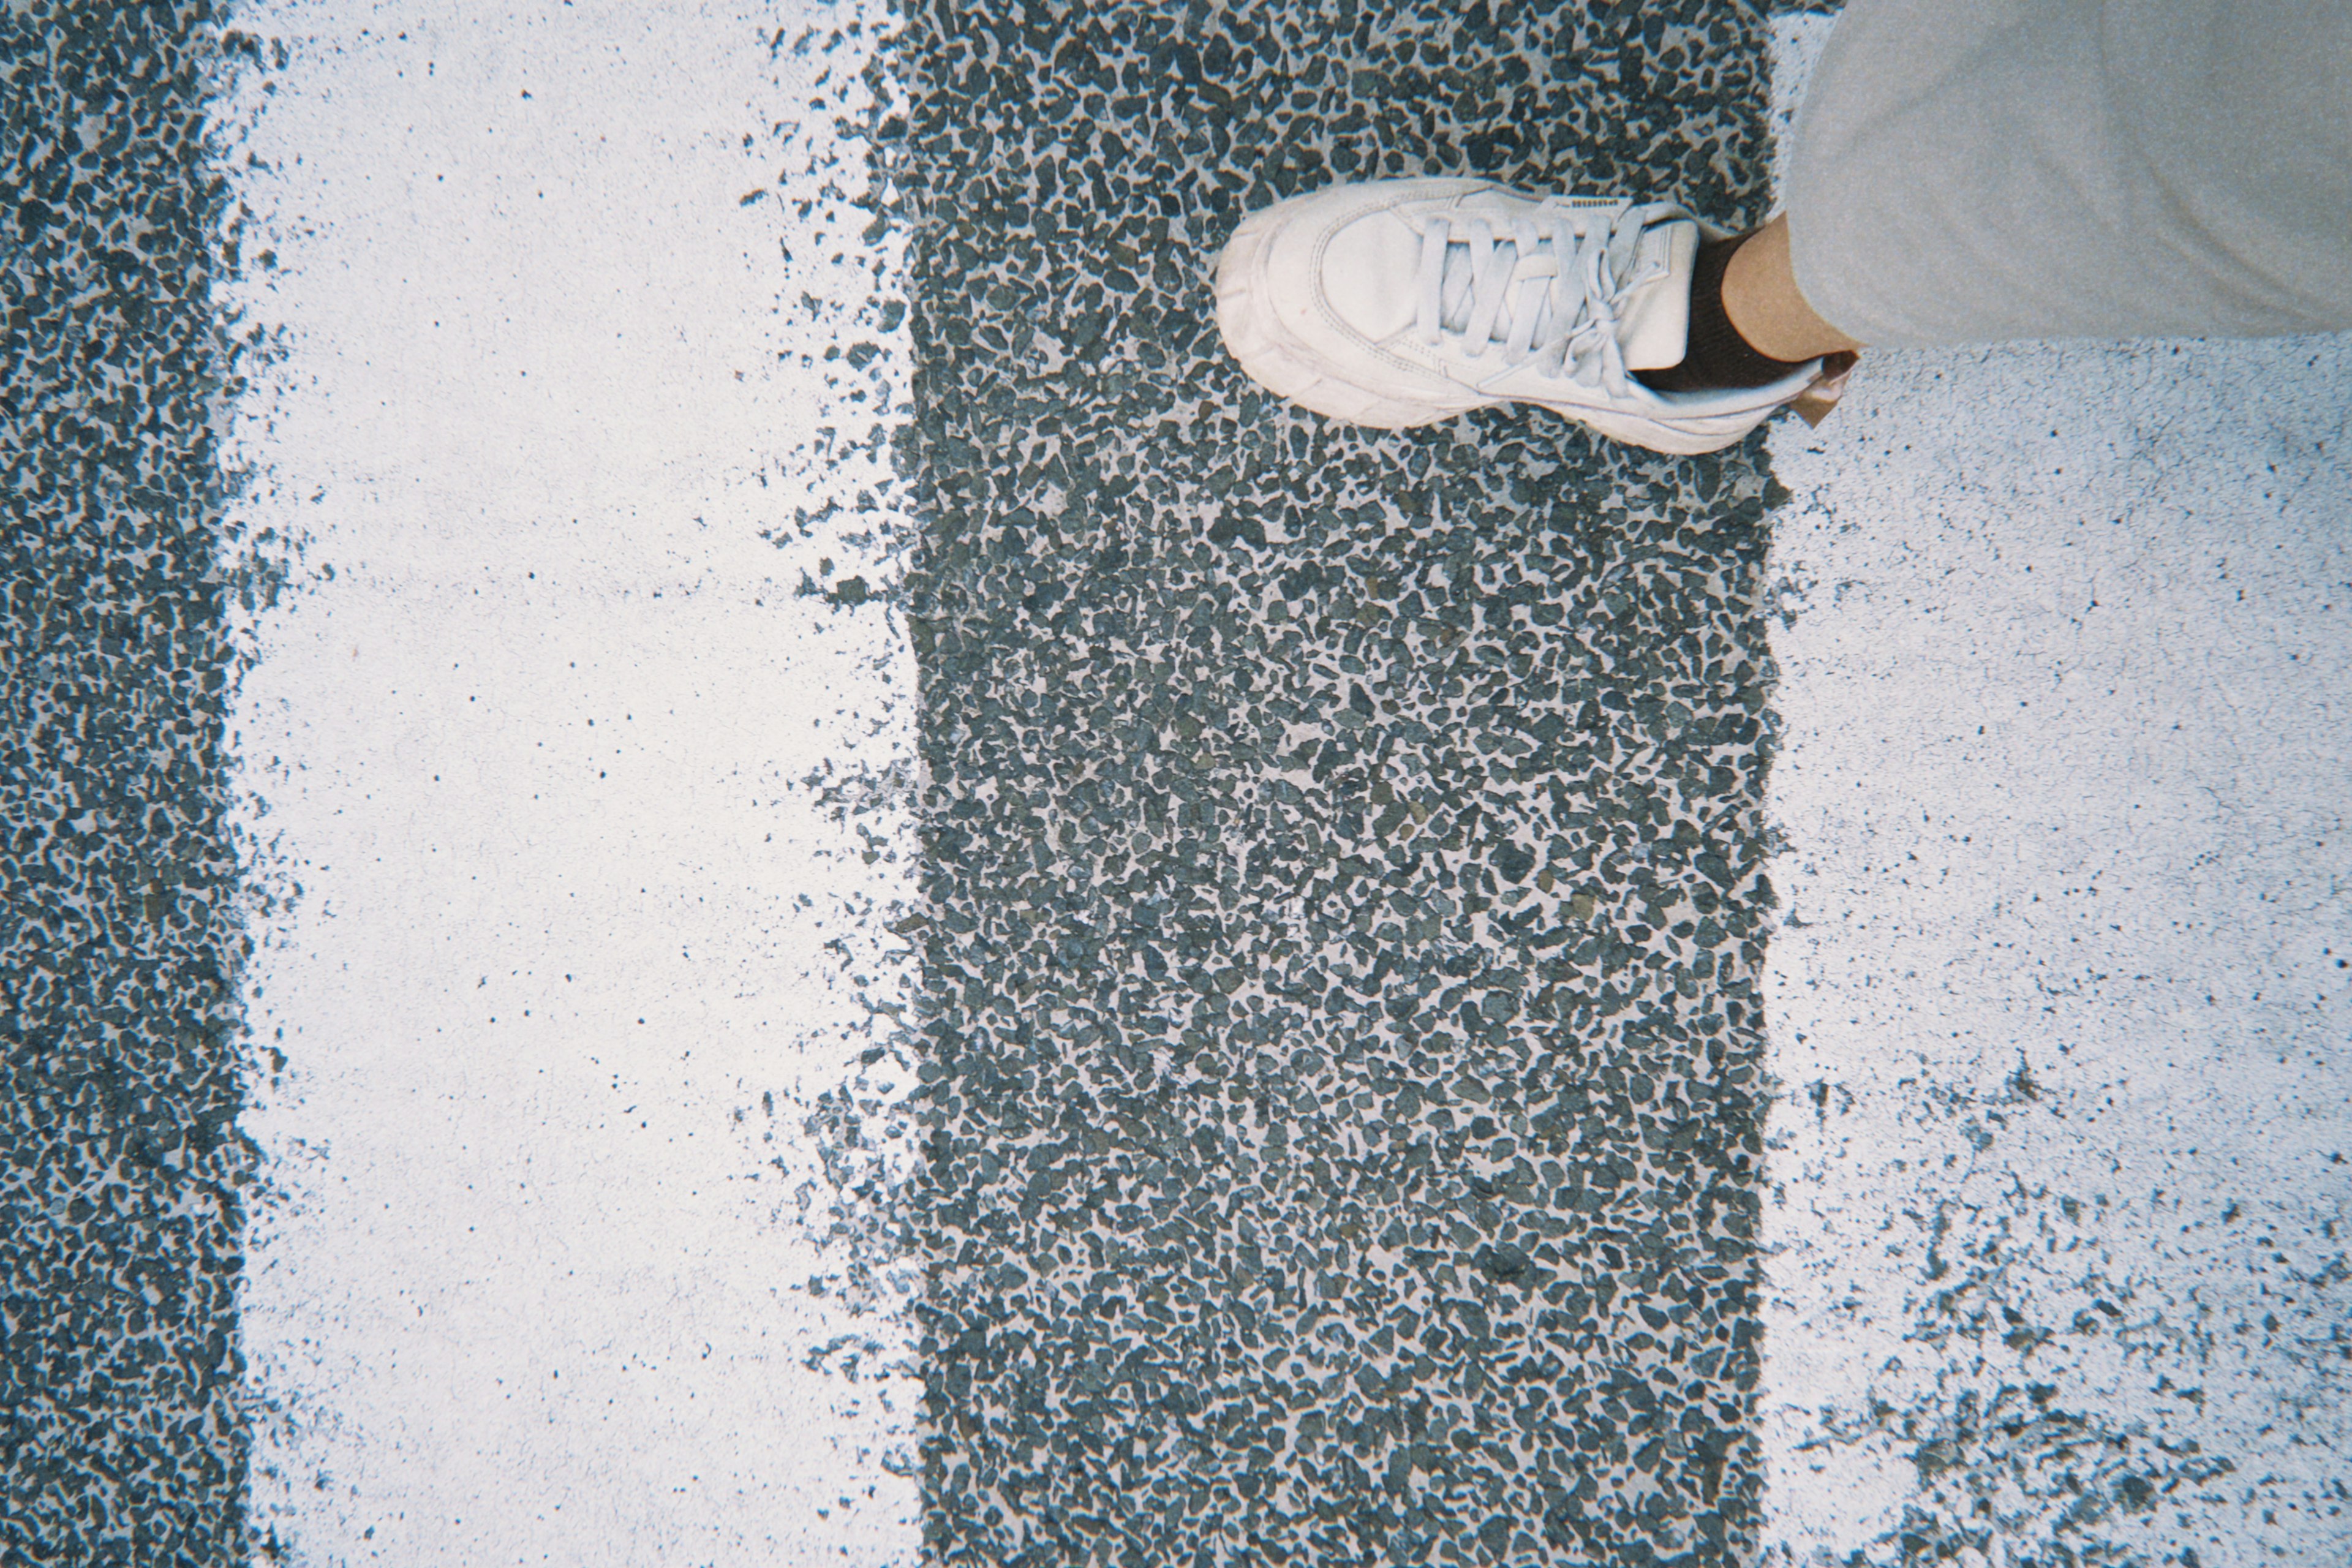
xmin=1213 ymin=178 xmax=1823 ymax=456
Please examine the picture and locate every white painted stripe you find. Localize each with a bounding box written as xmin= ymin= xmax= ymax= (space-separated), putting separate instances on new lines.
xmin=217 ymin=4 xmax=919 ymax=1561
xmin=1762 ymin=15 xmax=2352 ymax=1564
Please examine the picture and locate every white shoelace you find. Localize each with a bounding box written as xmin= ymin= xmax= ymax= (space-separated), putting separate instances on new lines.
xmin=1413 ymin=199 xmax=1674 ymax=395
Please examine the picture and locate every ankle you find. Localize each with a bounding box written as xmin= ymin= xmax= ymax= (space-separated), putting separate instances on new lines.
xmin=1636 ymin=230 xmax=1813 ymax=395
xmin=1720 ymin=214 xmax=1861 ymax=362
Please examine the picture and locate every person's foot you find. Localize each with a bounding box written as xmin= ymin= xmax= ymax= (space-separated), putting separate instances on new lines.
xmin=1213 ymin=178 xmax=1841 ymax=456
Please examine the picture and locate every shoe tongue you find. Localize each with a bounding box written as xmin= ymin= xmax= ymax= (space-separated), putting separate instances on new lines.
xmin=1434 ymin=215 xmax=1701 ymax=371
xmin=1616 ymin=217 xmax=1699 ymax=371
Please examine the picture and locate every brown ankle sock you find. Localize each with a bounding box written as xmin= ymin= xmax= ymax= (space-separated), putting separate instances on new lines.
xmin=1635 ymin=230 xmax=1814 ymax=394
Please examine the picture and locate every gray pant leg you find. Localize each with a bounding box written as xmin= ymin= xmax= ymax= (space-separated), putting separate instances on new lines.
xmin=1785 ymin=0 xmax=2352 ymax=345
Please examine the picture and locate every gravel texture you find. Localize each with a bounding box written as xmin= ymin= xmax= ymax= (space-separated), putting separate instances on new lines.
xmin=1 ymin=2 xmax=253 ymax=1560
xmin=897 ymin=4 xmax=1787 ymax=1562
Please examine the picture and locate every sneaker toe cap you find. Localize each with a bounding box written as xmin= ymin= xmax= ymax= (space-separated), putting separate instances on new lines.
xmin=1216 ymin=179 xmax=1493 ymax=426
xmin=1319 ymin=208 xmax=1422 ymax=342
